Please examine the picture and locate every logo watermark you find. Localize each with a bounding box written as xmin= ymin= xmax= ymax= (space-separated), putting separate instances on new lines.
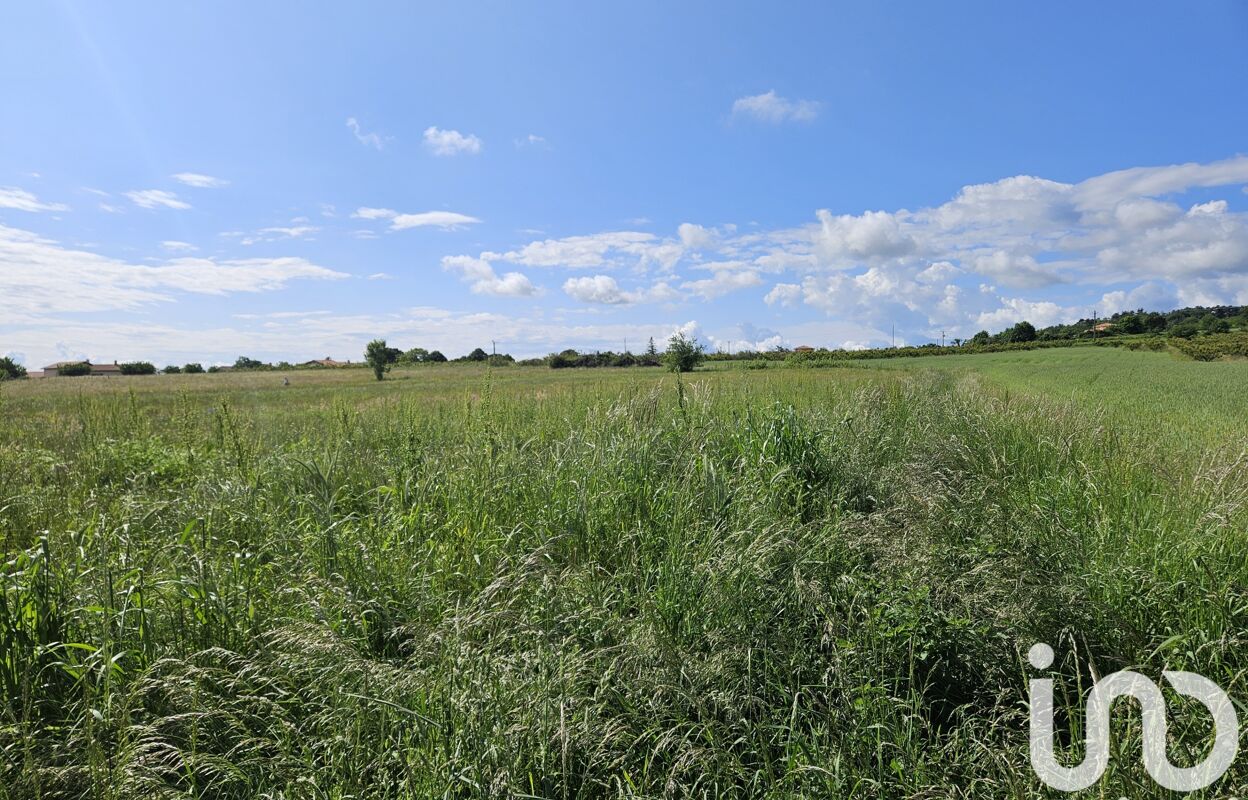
xmin=1028 ymin=642 xmax=1239 ymax=792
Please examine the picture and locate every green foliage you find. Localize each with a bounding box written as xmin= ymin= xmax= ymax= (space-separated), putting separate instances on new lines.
xmin=0 ymin=358 xmax=1245 ymax=796
xmin=162 ymin=365 xmax=182 ymax=374
xmin=183 ymin=362 xmax=205 ymax=374
xmin=364 ymin=338 xmax=392 ymax=381
xmin=119 ymin=361 xmax=157 ymax=375
xmin=664 ymin=331 xmax=705 ymax=372
xmin=1169 ymin=330 xmax=1248 ymax=361
xmin=234 ymin=356 xmax=266 ymax=370
xmin=56 ymin=361 xmax=91 ymax=376
xmin=1002 ymin=320 xmax=1036 ymax=343
xmin=0 ymin=356 xmax=26 ymax=380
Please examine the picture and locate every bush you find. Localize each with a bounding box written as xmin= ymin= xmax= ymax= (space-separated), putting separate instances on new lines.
xmin=664 ymin=332 xmax=705 ymax=373
xmin=119 ymin=361 xmax=157 ymax=375
xmin=183 ymin=363 xmax=205 ymax=374
xmin=57 ymin=362 xmax=92 ymax=376
xmin=162 ymin=365 xmax=182 ymax=374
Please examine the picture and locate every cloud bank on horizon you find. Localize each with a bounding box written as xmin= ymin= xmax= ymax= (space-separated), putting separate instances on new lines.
xmin=3 ymin=155 xmax=1248 ymax=367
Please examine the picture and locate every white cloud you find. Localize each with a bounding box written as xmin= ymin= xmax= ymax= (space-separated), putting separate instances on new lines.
xmin=367 ymin=272 xmax=394 ymax=280
xmin=1074 ymin=156 xmax=1248 ymax=210
xmin=732 ymin=90 xmax=820 ymax=123
xmin=563 ymin=275 xmax=631 ymax=304
xmin=392 ymin=211 xmax=481 ymax=230
xmin=423 ymin=126 xmax=483 ymax=156
xmin=515 ymin=134 xmax=547 ymax=148
xmin=171 ymin=172 xmax=228 ymax=188
xmin=764 ymin=282 xmax=801 ymax=307
xmin=442 ymin=255 xmax=536 ymax=296
xmin=708 ymin=322 xmax=784 ymax=353
xmin=814 ymin=209 xmax=916 ymax=264
xmin=161 ymin=240 xmax=197 ymax=252
xmin=125 ymin=189 xmax=190 ymax=210
xmin=677 ymin=222 xmax=717 ymax=250
xmin=681 ymin=269 xmax=762 ymax=300
xmin=240 ymin=226 xmax=319 ymax=245
xmin=350 ymin=207 xmax=481 ymax=230
xmin=0 ymin=223 xmax=348 ymax=316
xmin=351 ymin=207 xmax=395 ymax=220
xmin=0 ymin=187 xmax=68 ymax=212
xmin=493 ymin=231 xmax=680 ymax=271
xmin=347 ymin=117 xmax=388 ymax=150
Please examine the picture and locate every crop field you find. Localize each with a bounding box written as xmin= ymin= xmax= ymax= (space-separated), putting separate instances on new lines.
xmin=2 ymin=353 xmax=1246 ymax=798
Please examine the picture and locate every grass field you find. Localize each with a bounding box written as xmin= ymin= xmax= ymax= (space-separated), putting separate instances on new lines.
xmin=2 ymin=352 xmax=1246 ymax=798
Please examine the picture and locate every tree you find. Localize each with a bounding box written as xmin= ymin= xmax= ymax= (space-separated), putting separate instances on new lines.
xmin=969 ymin=330 xmax=991 ymax=346
xmin=466 ymin=347 xmax=489 ymax=362
xmin=162 ymin=365 xmax=182 ymax=374
xmin=664 ymin=331 xmax=705 ymax=373
xmin=0 ymin=356 xmax=26 ymax=380
xmin=234 ymin=356 xmax=265 ymax=370
xmin=1004 ymin=321 xmax=1036 ymax=343
xmin=119 ymin=361 xmax=156 ymax=375
xmin=400 ymin=347 xmax=429 ymax=364
xmin=645 ymin=337 xmax=658 ymax=357
xmin=426 ymin=350 xmax=447 ymax=363
xmin=183 ymin=363 xmax=205 ymax=374
xmin=364 ymin=339 xmax=392 ymax=381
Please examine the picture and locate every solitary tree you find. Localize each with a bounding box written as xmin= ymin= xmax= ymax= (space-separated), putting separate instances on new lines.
xmin=365 ymin=339 xmax=392 ymax=381
xmin=183 ymin=363 xmax=205 ymax=374
xmin=466 ymin=347 xmax=489 ymax=362
xmin=664 ymin=331 xmax=705 ymax=373
xmin=426 ymin=350 xmax=448 ymax=363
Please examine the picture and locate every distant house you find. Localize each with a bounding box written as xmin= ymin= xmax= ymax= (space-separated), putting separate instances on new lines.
xmin=793 ymin=345 xmax=815 ymax=353
xmin=1086 ymin=322 xmax=1115 ymax=335
xmin=42 ymin=360 xmax=123 ymax=377
xmin=302 ymin=357 xmax=349 ymax=368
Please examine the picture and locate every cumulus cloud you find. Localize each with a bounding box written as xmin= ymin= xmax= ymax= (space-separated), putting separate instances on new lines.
xmin=764 ymin=282 xmax=801 ymax=307
xmin=442 ymin=255 xmax=536 ymax=297
xmin=125 ymin=189 xmax=190 ymax=210
xmin=0 ymin=187 xmax=69 ymax=212
xmin=560 ymin=275 xmax=680 ymax=305
xmin=423 ymin=126 xmax=483 ymax=156
xmin=171 ymin=172 xmax=228 ymax=188
xmin=732 ymin=90 xmax=820 ymax=123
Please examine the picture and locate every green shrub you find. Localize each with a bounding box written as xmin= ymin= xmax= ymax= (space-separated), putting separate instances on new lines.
xmin=0 ymin=356 xmax=26 ymax=380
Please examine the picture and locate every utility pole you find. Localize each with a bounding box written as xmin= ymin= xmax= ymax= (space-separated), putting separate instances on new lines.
xmin=491 ymin=339 xmax=497 ymax=356
xmin=941 ymin=330 xmax=945 ymax=347
xmin=891 ymin=323 xmax=895 ymax=348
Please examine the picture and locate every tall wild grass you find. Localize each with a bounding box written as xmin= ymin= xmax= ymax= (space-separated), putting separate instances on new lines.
xmin=0 ymin=365 xmax=1244 ymax=798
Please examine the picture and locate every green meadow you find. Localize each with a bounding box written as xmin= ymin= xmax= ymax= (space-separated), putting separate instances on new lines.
xmin=2 ymin=348 xmax=1245 ymax=798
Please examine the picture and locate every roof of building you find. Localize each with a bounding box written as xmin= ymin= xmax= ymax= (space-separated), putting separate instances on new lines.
xmin=303 ymin=357 xmax=348 ymax=367
xmin=792 ymin=345 xmax=815 ymax=352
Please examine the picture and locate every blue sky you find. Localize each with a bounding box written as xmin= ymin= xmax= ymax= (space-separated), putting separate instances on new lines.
xmin=3 ymin=1 xmax=1248 ymax=366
